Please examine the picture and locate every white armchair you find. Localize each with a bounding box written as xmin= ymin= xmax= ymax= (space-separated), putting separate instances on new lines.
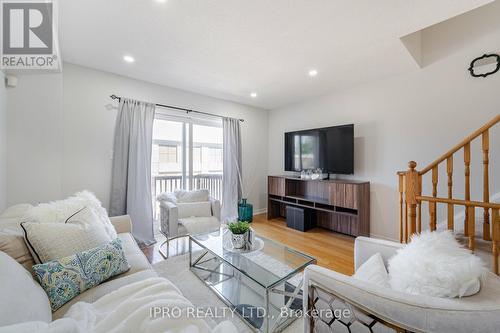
xmin=304 ymin=237 xmax=500 ymax=333
xmin=157 ymin=189 xmax=221 ymax=258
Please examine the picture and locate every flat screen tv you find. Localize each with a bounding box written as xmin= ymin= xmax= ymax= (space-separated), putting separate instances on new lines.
xmin=284 ymin=124 xmax=354 ymax=174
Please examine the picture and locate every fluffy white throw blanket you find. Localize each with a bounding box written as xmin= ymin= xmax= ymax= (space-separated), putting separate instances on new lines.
xmin=0 ymin=278 xmax=237 ymax=333
xmin=388 ymin=230 xmax=485 ymax=298
xmin=25 ymin=191 xmax=117 ymax=240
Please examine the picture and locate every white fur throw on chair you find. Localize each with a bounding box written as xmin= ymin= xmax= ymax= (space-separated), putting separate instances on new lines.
xmin=388 ymin=231 xmax=486 ymax=298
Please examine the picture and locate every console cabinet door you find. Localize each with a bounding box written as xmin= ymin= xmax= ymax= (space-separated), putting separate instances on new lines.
xmin=268 ymin=176 xmax=285 ymax=196
xmin=329 ymin=183 xmax=358 ymax=209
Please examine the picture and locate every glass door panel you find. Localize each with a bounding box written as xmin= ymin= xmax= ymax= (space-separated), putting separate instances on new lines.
xmin=152 ymin=118 xmax=184 ymax=218
xmin=151 ymin=116 xmax=223 ymax=221
xmin=192 ymin=123 xmax=223 ymax=201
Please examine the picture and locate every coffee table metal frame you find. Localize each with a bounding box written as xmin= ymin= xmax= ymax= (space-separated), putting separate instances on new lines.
xmin=188 ymin=234 xmax=316 ymax=333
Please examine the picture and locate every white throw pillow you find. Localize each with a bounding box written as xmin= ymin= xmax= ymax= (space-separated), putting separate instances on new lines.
xmin=21 ymin=207 xmax=112 ymax=263
xmin=177 ymin=201 xmax=212 ymax=219
xmin=0 ymin=251 xmax=51 ymax=326
xmin=25 ymin=191 xmax=117 ymax=239
xmin=388 ymin=231 xmax=485 ymax=298
xmin=156 ymin=192 xmax=178 ymax=203
xmin=353 ymin=253 xmax=390 ymax=288
xmin=174 ymin=189 xmax=210 ymax=203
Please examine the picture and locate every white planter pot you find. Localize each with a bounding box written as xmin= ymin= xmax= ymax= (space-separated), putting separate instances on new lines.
xmin=231 ymin=233 xmax=247 ymax=249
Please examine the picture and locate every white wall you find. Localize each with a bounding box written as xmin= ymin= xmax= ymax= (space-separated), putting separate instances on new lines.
xmin=0 ymin=72 xmax=7 ymax=211
xmin=7 ymin=63 xmax=269 ymax=213
xmin=268 ymin=10 xmax=500 ymax=240
xmin=6 ymin=72 xmax=64 ymax=205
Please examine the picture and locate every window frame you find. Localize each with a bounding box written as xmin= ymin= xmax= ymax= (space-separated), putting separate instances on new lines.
xmin=153 ymin=111 xmax=223 ymax=190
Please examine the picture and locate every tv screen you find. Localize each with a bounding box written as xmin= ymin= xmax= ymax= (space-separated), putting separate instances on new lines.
xmin=284 ymin=124 xmax=354 ymax=174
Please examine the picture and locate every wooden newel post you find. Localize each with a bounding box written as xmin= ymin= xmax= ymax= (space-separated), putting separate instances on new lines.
xmin=405 ymin=161 xmax=418 ymax=241
xmin=398 ymin=173 xmax=404 ymax=243
xmin=492 ymin=209 xmax=499 ymax=275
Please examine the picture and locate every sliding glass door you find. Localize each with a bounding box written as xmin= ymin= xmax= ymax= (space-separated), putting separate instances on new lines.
xmin=151 ymin=115 xmax=223 ymax=218
xmin=191 ymin=123 xmax=223 ymax=199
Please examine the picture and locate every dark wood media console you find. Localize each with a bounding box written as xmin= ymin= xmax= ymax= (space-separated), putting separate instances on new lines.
xmin=267 ymin=176 xmax=370 ymax=237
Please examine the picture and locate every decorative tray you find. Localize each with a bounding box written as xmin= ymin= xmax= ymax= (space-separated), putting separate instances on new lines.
xmin=223 ymin=236 xmax=265 ymax=254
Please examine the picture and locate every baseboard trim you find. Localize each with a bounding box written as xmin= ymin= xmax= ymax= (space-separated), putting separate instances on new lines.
xmin=253 ymin=208 xmax=267 ymax=216
xmin=369 ymin=233 xmax=399 ymax=242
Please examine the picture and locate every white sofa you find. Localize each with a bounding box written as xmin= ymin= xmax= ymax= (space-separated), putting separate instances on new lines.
xmin=304 ymin=237 xmax=500 ymax=333
xmin=0 ymin=213 xmax=236 ymax=332
xmin=53 ymin=216 xmax=156 ymax=319
xmin=0 ymin=215 xmax=155 ymax=322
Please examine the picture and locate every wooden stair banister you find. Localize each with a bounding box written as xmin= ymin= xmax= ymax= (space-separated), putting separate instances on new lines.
xmin=483 ymin=130 xmax=491 ymax=241
xmin=416 ymin=196 xmax=500 ymax=209
xmin=405 ymin=161 xmax=419 ymax=238
xmin=418 ymin=114 xmax=500 ymax=175
xmin=398 ymin=114 xmax=500 ymax=274
xmin=447 ymin=156 xmax=454 ymax=231
xmin=493 ymin=208 xmax=500 ymax=274
xmin=464 ymin=142 xmax=471 ymax=236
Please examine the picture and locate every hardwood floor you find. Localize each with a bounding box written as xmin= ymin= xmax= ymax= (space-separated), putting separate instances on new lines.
xmin=141 ymin=213 xmax=355 ymax=275
xmin=251 ymin=214 xmax=355 ymax=275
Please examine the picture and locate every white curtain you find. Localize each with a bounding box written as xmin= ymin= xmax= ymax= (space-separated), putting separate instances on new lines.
xmin=221 ymin=118 xmax=242 ymax=223
xmin=110 ymin=98 xmax=156 ymax=246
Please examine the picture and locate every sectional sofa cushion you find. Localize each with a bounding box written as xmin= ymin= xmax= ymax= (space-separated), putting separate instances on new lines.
xmin=0 ymin=204 xmax=35 ymax=271
xmin=0 ymin=251 xmax=51 ymax=326
xmin=21 ymin=207 xmax=112 ymax=263
xmin=111 ymin=233 xmax=152 ymax=278
xmin=0 ymin=223 xmax=34 ymax=271
xmin=33 ymin=238 xmax=130 ymax=311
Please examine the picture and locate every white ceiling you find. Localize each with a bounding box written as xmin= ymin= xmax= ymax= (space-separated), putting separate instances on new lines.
xmin=60 ymin=0 xmax=493 ymax=109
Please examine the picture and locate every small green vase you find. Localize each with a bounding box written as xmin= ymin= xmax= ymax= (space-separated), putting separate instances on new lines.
xmin=238 ymin=198 xmax=253 ymax=222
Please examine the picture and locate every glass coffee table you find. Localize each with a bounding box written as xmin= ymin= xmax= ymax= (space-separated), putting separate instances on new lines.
xmin=189 ymin=228 xmax=316 ymax=332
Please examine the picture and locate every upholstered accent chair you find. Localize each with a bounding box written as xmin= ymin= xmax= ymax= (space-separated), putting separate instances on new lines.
xmin=304 ymin=237 xmax=500 ymax=333
xmin=157 ymin=189 xmax=221 ymax=258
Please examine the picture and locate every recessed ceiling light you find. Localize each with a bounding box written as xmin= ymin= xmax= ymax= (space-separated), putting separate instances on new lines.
xmin=250 ymin=92 xmax=258 ymax=98
xmin=155 ymin=0 xmax=167 ymax=3
xmin=123 ymin=55 xmax=135 ymax=63
xmin=308 ymin=69 xmax=318 ymax=77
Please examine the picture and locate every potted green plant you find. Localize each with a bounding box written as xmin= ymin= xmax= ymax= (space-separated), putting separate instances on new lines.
xmin=227 ymin=221 xmax=250 ymax=249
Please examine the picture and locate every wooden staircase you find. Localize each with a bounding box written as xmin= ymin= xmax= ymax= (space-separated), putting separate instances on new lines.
xmin=398 ymin=114 xmax=500 ymax=273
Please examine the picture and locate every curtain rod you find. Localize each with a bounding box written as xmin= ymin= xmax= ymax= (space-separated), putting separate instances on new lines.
xmin=110 ymin=95 xmax=244 ymax=122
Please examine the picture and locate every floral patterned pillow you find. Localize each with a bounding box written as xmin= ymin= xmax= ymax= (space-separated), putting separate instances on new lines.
xmin=33 ymin=238 xmax=130 ymax=311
